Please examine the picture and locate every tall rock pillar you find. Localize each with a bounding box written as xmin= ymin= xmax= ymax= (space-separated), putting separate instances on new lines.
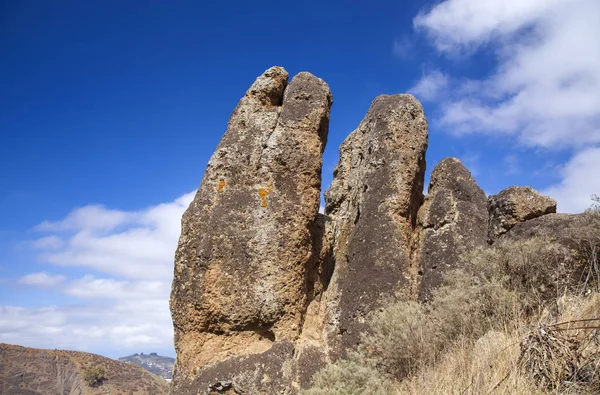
xmin=170 ymin=66 xmax=332 ymax=394
xmin=322 ymin=94 xmax=428 ymax=356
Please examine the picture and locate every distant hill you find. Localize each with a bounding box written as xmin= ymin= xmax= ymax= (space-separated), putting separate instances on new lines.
xmin=0 ymin=343 xmax=169 ymax=395
xmin=118 ymin=352 xmax=175 ymax=380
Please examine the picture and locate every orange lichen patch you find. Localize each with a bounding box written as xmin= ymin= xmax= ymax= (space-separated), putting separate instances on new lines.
xmin=216 ymin=180 xmax=227 ymax=194
xmin=258 ymin=184 xmax=274 ymax=207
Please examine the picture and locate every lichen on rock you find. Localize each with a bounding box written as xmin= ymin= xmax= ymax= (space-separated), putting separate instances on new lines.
xmin=169 ymin=66 xmax=332 ymax=394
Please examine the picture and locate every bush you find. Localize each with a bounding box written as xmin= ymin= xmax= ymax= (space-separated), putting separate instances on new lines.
xmin=300 ymin=359 xmax=396 ymax=395
xmin=83 ymin=365 xmax=106 ymax=387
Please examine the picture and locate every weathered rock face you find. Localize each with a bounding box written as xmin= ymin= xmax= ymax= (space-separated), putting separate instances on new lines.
xmin=322 ymin=94 xmax=428 ymax=356
xmin=488 ymin=186 xmax=556 ymax=241
xmin=170 ymin=66 xmax=332 ymax=394
xmin=412 ymin=157 xmax=488 ymax=302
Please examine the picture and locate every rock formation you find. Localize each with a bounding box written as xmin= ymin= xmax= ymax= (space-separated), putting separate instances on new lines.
xmin=488 ymin=186 xmax=557 ymax=241
xmin=169 ymin=66 xmax=576 ymax=394
xmin=322 ymin=94 xmax=428 ymax=356
xmin=412 ymin=157 xmax=488 ymax=302
xmin=170 ymin=66 xmax=332 ymax=394
xmin=0 ymin=343 xmax=169 ymax=395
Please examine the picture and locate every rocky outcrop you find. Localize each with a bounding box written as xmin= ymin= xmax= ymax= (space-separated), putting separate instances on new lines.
xmin=168 ymin=66 xmax=579 ymax=393
xmin=0 ymin=343 xmax=169 ymax=395
xmin=170 ymin=66 xmax=332 ymax=394
xmin=322 ymin=94 xmax=428 ymax=356
xmin=488 ymin=186 xmax=556 ymax=241
xmin=412 ymin=157 xmax=488 ymax=302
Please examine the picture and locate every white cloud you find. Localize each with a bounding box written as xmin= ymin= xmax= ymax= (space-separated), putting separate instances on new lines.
xmin=36 ymin=205 xmax=134 ymax=232
xmin=409 ymin=70 xmax=449 ymax=102
xmin=34 ymin=192 xmax=195 ymax=280
xmin=412 ymin=0 xmax=600 ymax=213
xmin=413 ymin=0 xmax=600 ymax=149
xmin=0 ymin=300 xmax=173 ymax=353
xmin=32 ymin=236 xmax=63 ymax=249
xmin=18 ymin=271 xmax=66 ymax=287
xmin=64 ymin=275 xmax=170 ymax=300
xmin=542 ymin=148 xmax=600 ymax=214
xmin=3 ymin=192 xmax=195 ymax=356
xmin=414 ymin=0 xmax=563 ymax=52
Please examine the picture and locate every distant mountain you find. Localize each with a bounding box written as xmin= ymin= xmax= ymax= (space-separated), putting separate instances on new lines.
xmin=0 ymin=343 xmax=169 ymax=394
xmin=118 ymin=352 xmax=175 ymax=380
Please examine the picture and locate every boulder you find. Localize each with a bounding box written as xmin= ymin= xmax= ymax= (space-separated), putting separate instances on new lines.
xmin=322 ymin=94 xmax=428 ymax=357
xmin=413 ymin=157 xmax=488 ymax=302
xmin=170 ymin=66 xmax=332 ymax=394
xmin=488 ymin=186 xmax=556 ymax=241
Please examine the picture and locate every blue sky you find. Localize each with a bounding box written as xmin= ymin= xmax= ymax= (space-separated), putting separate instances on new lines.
xmin=1 ymin=0 xmax=599 ymax=359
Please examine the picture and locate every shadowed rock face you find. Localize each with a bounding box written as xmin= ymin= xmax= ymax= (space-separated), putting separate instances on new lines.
xmin=488 ymin=186 xmax=556 ymax=241
xmin=170 ymin=67 xmax=332 ymax=394
xmin=322 ymin=94 xmax=428 ymax=356
xmin=412 ymin=158 xmax=488 ymax=302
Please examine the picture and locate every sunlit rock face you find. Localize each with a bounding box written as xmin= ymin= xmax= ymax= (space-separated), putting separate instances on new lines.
xmin=170 ymin=66 xmax=332 ymax=394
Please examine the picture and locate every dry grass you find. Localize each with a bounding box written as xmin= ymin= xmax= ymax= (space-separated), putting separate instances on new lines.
xmin=398 ymin=331 xmax=539 ymax=395
xmin=519 ymin=294 xmax=600 ymax=394
xmin=399 ymin=294 xmax=600 ymax=395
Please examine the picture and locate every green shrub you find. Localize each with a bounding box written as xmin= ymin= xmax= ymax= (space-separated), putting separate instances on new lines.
xmin=83 ymin=365 xmax=106 ymax=387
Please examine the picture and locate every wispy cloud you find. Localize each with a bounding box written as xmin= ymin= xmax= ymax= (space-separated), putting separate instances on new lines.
xmin=392 ymin=37 xmax=413 ymax=59
xmin=409 ymin=69 xmax=449 ymax=102
xmin=18 ymin=271 xmax=66 ymax=287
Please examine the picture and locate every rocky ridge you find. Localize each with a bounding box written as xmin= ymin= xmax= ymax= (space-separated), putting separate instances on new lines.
xmin=0 ymin=343 xmax=169 ymax=395
xmin=169 ymin=66 xmax=573 ymax=394
xmin=118 ymin=352 xmax=175 ymax=380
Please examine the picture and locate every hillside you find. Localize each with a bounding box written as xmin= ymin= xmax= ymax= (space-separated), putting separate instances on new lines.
xmin=0 ymin=343 xmax=169 ymax=395
xmin=118 ymin=352 xmax=174 ymax=380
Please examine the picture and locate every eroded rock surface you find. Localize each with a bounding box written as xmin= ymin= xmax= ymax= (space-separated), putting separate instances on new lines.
xmin=412 ymin=157 xmax=488 ymax=301
xmin=322 ymin=94 xmax=428 ymax=356
xmin=170 ymin=66 xmax=332 ymax=394
xmin=488 ymin=186 xmax=556 ymax=241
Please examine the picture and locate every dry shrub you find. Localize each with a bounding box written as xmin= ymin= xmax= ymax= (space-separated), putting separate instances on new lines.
xmin=300 ymin=359 xmax=397 ymax=395
xmin=519 ymin=293 xmax=600 ymax=394
xmin=572 ymin=207 xmax=600 ymax=293
xmin=461 ymin=237 xmax=575 ymax=315
xmin=359 ymin=242 xmax=528 ymax=381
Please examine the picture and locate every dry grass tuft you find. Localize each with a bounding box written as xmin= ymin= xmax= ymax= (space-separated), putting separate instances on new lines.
xmin=518 ymin=324 xmax=578 ymax=390
xmin=519 ymin=293 xmax=600 ymax=393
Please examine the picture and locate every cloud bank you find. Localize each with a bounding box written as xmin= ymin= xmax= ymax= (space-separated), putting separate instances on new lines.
xmin=1 ymin=192 xmax=194 ymax=356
